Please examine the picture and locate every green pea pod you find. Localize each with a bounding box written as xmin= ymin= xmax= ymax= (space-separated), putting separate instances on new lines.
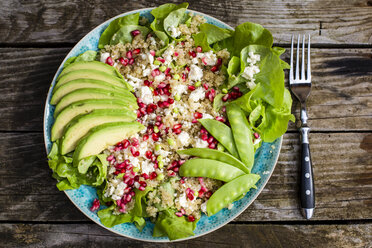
xmin=198 ymin=119 xmax=240 ymax=159
xmin=226 ymin=103 xmax=255 ymax=170
xmin=206 ymin=174 xmax=260 ymax=216
xmin=177 ymin=148 xmax=249 ymax=174
xmin=179 ymin=158 xmax=245 ymax=182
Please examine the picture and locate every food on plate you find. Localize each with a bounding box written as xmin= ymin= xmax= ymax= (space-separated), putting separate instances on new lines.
xmin=47 ymin=2 xmax=294 ymax=240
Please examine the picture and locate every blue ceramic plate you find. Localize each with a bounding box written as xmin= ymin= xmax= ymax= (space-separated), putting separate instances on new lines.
xmin=43 ymin=8 xmax=282 ymax=242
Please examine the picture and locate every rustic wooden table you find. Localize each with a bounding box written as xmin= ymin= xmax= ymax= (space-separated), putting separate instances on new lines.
xmin=0 ymin=0 xmax=371 ymax=247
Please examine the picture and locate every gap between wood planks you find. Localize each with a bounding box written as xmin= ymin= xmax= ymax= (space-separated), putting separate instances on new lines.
xmin=0 ymin=43 xmax=371 ymax=49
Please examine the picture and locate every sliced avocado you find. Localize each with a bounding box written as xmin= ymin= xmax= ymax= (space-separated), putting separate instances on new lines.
xmin=53 ymin=88 xmax=137 ymax=117
xmin=60 ymin=109 xmax=137 ymax=155
xmin=54 ymin=69 xmax=132 ymax=91
xmin=73 ymin=121 xmax=144 ymax=166
xmin=51 ymin=79 xmax=132 ymax=105
xmin=58 ymin=61 xmax=123 ymax=80
xmin=51 ymin=99 xmax=137 ymax=141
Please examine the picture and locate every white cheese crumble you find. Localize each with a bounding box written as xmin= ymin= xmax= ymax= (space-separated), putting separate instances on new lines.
xmin=195 ymin=138 xmax=208 ymax=148
xmin=198 ymin=50 xmax=217 ymax=65
xmin=142 ymin=68 xmax=151 ymax=77
xmin=188 ymin=65 xmax=203 ymax=81
xmin=141 ymin=160 xmax=155 ymax=174
xmin=253 ymin=137 xmax=261 ymax=146
xmin=167 ymin=26 xmax=181 ymax=38
xmin=202 ymin=113 xmax=214 ymax=119
xmin=162 ymin=45 xmax=174 ymax=65
xmin=154 ymin=73 xmax=166 ymax=83
xmin=100 ymin=52 xmax=110 ymax=63
xmin=201 ymin=201 xmax=207 ymax=213
xmin=139 ymin=86 xmax=154 ymax=104
xmin=178 ymin=131 xmax=191 ymax=147
xmin=242 ymin=52 xmax=261 ymax=89
xmin=189 ymin=87 xmax=205 ymax=102
xmin=172 ymin=84 xmax=188 ymax=97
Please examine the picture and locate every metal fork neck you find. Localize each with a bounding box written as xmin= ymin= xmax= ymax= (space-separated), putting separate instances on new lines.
xmin=300 ymin=103 xmax=308 ymax=126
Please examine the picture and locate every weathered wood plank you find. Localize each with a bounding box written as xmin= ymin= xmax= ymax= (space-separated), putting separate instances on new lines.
xmin=0 ymin=132 xmax=371 ymax=222
xmin=0 ymin=0 xmax=371 ymax=45
xmin=0 ymin=48 xmax=371 ymax=132
xmin=0 ymin=223 xmax=370 ymax=247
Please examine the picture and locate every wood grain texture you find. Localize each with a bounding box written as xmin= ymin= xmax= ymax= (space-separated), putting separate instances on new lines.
xmin=0 ymin=0 xmax=371 ymax=45
xmin=0 ymin=223 xmax=370 ymax=247
xmin=0 ymin=132 xmax=371 ymax=222
xmin=0 ymin=48 xmax=371 ymax=132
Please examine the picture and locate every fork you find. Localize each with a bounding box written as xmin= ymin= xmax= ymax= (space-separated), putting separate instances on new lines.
xmin=290 ymin=34 xmax=314 ymax=219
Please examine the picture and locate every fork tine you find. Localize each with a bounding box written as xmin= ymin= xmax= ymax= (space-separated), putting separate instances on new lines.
xmin=301 ymin=35 xmax=305 ymax=80
xmin=290 ymin=35 xmax=294 ymax=83
xmin=307 ymin=34 xmax=311 ymax=81
xmin=296 ymin=35 xmax=300 ymax=80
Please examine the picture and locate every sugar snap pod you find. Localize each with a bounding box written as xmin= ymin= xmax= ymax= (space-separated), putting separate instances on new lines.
xmin=206 ymin=174 xmax=261 ymax=216
xmin=179 ymin=158 xmax=246 ymax=182
xmin=177 ymin=148 xmax=249 ymax=174
xmin=198 ymin=119 xmax=240 ymax=159
xmin=226 ymin=103 xmax=255 ymax=171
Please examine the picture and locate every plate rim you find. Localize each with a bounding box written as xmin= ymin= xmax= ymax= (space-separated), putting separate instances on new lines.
xmin=43 ymin=7 xmax=283 ymax=242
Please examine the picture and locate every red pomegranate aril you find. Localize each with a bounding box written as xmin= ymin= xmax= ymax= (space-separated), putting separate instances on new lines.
xmin=157 ymin=57 xmax=165 ymax=63
xmin=173 ymin=128 xmax=182 ymax=134
xmin=203 ymin=83 xmax=209 ymax=90
xmin=126 ymin=50 xmax=133 ymax=59
xmin=216 ymin=58 xmax=222 ymax=66
xmin=174 ymin=52 xmax=179 ymax=56
xmin=188 ymin=215 xmax=195 ymax=222
xmin=182 ymin=73 xmax=187 ymax=81
xmin=180 ymin=179 xmax=185 ymax=184
xmin=156 ymin=116 xmax=162 ymax=122
xmin=131 ymin=29 xmax=141 ymax=36
xmin=105 ymin=56 xmax=114 ymax=66
xmin=107 ymin=155 xmax=114 ymax=161
xmin=188 ymin=51 xmax=197 ymax=57
xmin=134 ymin=175 xmax=140 ymax=182
xmin=130 ymin=191 xmax=135 ymax=197
xmin=128 ymin=58 xmax=135 ymax=65
xmin=151 ymin=69 xmax=160 ymax=77
xmin=208 ymin=143 xmax=216 ymax=149
xmin=185 ymin=66 xmax=190 ymax=72
xmin=145 ymin=150 xmax=152 ymax=159
xmin=138 ymin=102 xmax=145 ymax=108
xmin=221 ymin=106 xmax=226 ymax=112
xmin=194 ymin=112 xmax=203 ymax=119
xmin=200 ymin=127 xmax=208 ymax=134
xmin=152 ymin=133 xmax=159 ymax=141
xmin=150 ymin=172 xmax=158 ymax=180
xmin=162 ymin=101 xmax=170 ymax=108
xmin=175 ymin=212 xmax=183 ymax=217
xmin=215 ymin=116 xmax=225 ymax=122
xmin=187 ymin=192 xmax=194 ymax=201
xmin=114 ymin=170 xmax=120 ymax=175
xmin=222 ymin=94 xmax=229 ymax=102
xmin=90 ymin=199 xmax=100 ymax=212
xmin=130 ymin=147 xmax=137 ymax=156
xmin=139 ymin=181 xmax=147 ymax=187
xmin=144 ymin=80 xmax=152 ymax=86
xmin=157 ymin=82 xmax=166 ymax=88
xmin=173 ymin=124 xmax=182 ymax=130
xmin=127 ymin=179 xmax=134 ymax=186
xmin=141 ymin=173 xmax=150 ymax=179
xmin=167 ymin=98 xmax=174 ymax=104
xmin=150 ymin=50 xmax=155 ymax=56
xmin=116 ymin=163 xmax=125 ymax=169
xmin=196 ymin=46 xmax=203 ymax=53
xmin=211 ymin=65 xmax=218 ymax=72
xmin=131 ymin=138 xmax=139 ymax=147
xmin=201 ymin=134 xmax=208 ymax=141
xmin=188 ymin=85 xmax=196 ymax=91
xmin=173 ymin=166 xmax=179 ymax=172
xmin=122 ymin=139 xmax=130 ymax=149
xmin=168 ymin=171 xmax=176 ymax=177
xmin=151 ymin=155 xmax=157 ymax=163
xmin=139 ymin=186 xmax=146 ymax=191
xmin=119 ymin=57 xmax=128 ymax=66
xmin=191 ymin=119 xmax=198 ymax=123
xmin=254 ymin=132 xmax=260 ymax=139
xmin=233 ymin=86 xmax=240 ymax=92
xmin=164 ymin=67 xmax=171 ymax=75
xmin=133 ymin=48 xmax=141 ymax=54
xmin=207 ymin=136 xmax=214 ymax=144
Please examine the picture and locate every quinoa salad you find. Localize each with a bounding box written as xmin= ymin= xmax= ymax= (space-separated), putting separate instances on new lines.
xmin=47 ymin=3 xmax=294 ymax=240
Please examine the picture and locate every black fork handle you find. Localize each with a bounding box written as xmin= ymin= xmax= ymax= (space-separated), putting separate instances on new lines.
xmin=300 ymin=126 xmax=315 ymax=219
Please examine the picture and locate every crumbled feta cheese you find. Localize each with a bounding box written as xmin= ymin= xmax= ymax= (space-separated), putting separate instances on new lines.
xmin=178 ymin=131 xmax=191 ymax=147
xmin=253 ymin=137 xmax=261 ymax=146
xmin=154 ymin=73 xmax=166 ymax=83
xmin=141 ymin=160 xmax=155 ymax=174
xmin=242 ymin=65 xmax=260 ymax=81
xmin=189 ymin=87 xmax=205 ymax=102
xmin=100 ymin=52 xmax=110 ymax=63
xmin=195 ymin=138 xmax=208 ymax=148
xmin=246 ymin=51 xmax=260 ymax=64
xmin=178 ymin=193 xmax=189 ymax=208
xmin=242 ymin=52 xmax=261 ymax=89
xmin=142 ymin=68 xmax=151 ymax=77
xmin=172 ymin=84 xmax=188 ymax=97
xmin=192 ymin=58 xmax=199 ymax=64
xmin=149 ymin=37 xmax=157 ymax=46
xmin=139 ymin=86 xmax=154 ymax=104
xmin=134 ymin=182 xmax=140 ymax=188
xmin=198 ymin=50 xmax=217 ymax=65
xmin=188 ymin=65 xmax=203 ymax=81
xmin=228 ymin=203 xmax=234 ymax=210
xmin=167 ymin=26 xmax=181 ymax=38
xmin=162 ymin=46 xmax=174 ymax=65
xmin=201 ymin=201 xmax=207 ymax=213
xmin=202 ymin=113 xmax=213 ymax=119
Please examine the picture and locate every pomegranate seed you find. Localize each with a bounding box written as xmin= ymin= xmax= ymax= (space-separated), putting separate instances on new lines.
xmin=207 ymin=136 xmax=214 ymax=144
xmin=185 ymin=66 xmax=190 ymax=72
xmin=118 ymin=57 xmax=128 ymax=66
xmin=141 ymin=173 xmax=150 ymax=179
xmin=203 ymin=83 xmax=209 ymax=90
xmin=167 ymin=98 xmax=174 ymax=104
xmin=126 ymin=50 xmax=133 ymax=59
xmin=151 ymin=69 xmax=160 ymax=77
xmin=181 ymin=41 xmax=185 ymax=46
xmin=216 ymin=58 xmax=222 ymax=66
xmin=144 ymin=80 xmax=152 ymax=86
xmin=173 ymin=167 xmax=179 ymax=172
xmin=115 ymin=163 xmax=125 ymax=169
xmin=211 ymin=66 xmax=218 ymax=72
xmin=222 ymin=106 xmax=226 ymax=112
xmin=145 ymin=151 xmax=152 ymax=159
xmin=152 ymin=133 xmax=159 ymax=141
xmin=188 ymin=85 xmax=196 ymax=91
xmin=158 ymin=82 xmax=166 ymax=88
xmin=196 ymin=46 xmax=203 ymax=53
xmin=168 ymin=171 xmax=176 ymax=177
xmin=201 ymin=134 xmax=208 ymax=141
xmin=122 ymin=139 xmax=130 ymax=148
xmin=173 ymin=129 xmax=182 ymax=134
xmin=254 ymin=132 xmax=260 ymax=139
xmin=128 ymin=58 xmax=135 ymax=65
xmin=156 ymin=116 xmax=162 ymax=122
xmin=134 ymin=175 xmax=140 ymax=182
xmin=133 ymin=48 xmax=141 ymax=54
xmin=131 ymin=30 xmax=141 ymax=36
xmin=208 ymin=143 xmax=216 ymax=149
xmin=139 ymin=186 xmax=146 ymax=191
xmin=150 ymin=172 xmax=158 ymax=180
xmin=222 ymin=94 xmax=229 ymax=102
xmin=180 ymin=179 xmax=185 ymax=184
xmin=187 ymin=192 xmax=194 ymax=201
xmin=191 ymin=119 xmax=198 ymax=123
xmin=194 ymin=112 xmax=203 ymax=119
xmin=150 ymin=50 xmax=155 ymax=56
xmin=138 ymin=102 xmax=145 ymax=108
xmin=164 ymin=67 xmax=171 ymax=75
xmin=175 ymin=212 xmax=183 ymax=217
xmin=173 ymin=124 xmax=182 ymax=130
xmin=105 ymin=56 xmax=114 ymax=66
xmin=200 ymin=128 xmax=208 ymax=134
xmin=182 ymin=73 xmax=187 ymax=81
xmin=139 ymin=181 xmax=147 ymax=187
xmin=215 ymin=116 xmax=225 ymax=122
xmin=157 ymin=57 xmax=166 ymax=63
xmin=180 ymin=208 xmax=186 ymax=215
xmin=131 ymin=138 xmax=139 ymax=147
xmin=174 ymin=52 xmax=179 ymax=56
xmin=233 ymin=86 xmax=240 ymax=92
xmin=201 ymin=57 xmax=208 ymax=65
xmin=128 ymin=179 xmax=134 ymax=186
xmin=107 ymin=155 xmax=114 ymax=161
xmin=188 ymin=51 xmax=197 ymax=57
xmin=90 ymin=199 xmax=100 ymax=211
xmin=114 ymin=171 xmax=120 ymax=175
xmin=130 ymin=147 xmax=137 ymax=156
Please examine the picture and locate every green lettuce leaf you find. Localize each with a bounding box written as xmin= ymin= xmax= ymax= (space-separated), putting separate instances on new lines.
xmin=110 ymin=25 xmax=150 ymax=45
xmin=132 ymin=187 xmax=153 ymax=217
xmin=163 ymin=8 xmax=187 ymax=37
xmin=192 ymin=32 xmax=211 ymax=52
xmin=97 ymin=205 xmax=145 ymax=229
xmin=199 ymin=23 xmax=233 ymax=44
xmin=153 ymin=209 xmax=198 ymax=240
xmin=75 ymin=50 xmax=98 ymax=62
xmin=98 ymin=13 xmax=140 ymax=48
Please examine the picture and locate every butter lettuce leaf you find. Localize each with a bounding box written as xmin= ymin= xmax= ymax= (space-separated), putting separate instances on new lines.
xmin=110 ymin=25 xmax=150 ymax=45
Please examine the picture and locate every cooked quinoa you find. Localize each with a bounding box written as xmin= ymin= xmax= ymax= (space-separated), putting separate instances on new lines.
xmin=100 ymin=14 xmax=228 ymax=219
